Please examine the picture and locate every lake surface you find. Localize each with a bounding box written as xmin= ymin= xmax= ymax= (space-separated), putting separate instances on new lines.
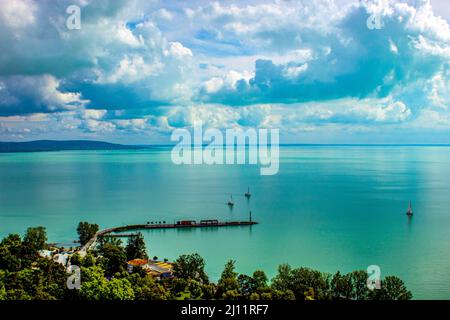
xmin=1 ymin=146 xmax=450 ymax=299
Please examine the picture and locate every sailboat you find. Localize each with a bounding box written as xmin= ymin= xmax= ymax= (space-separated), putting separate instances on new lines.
xmin=245 ymin=187 xmax=251 ymax=199
xmin=227 ymin=194 xmax=234 ymax=207
xmin=406 ymin=201 xmax=413 ymax=216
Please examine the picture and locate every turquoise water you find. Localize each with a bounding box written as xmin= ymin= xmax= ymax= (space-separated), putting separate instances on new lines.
xmin=1 ymin=146 xmax=450 ymax=299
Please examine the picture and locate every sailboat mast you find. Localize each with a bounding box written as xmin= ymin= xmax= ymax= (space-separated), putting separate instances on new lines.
xmin=407 ymin=200 xmax=413 ymax=216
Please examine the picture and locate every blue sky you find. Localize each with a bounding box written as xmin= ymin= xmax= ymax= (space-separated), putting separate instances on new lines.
xmin=0 ymin=0 xmax=449 ymax=144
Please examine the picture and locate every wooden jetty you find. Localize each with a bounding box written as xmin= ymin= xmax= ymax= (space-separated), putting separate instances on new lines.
xmin=112 ymin=219 xmax=258 ymax=233
xmin=79 ymin=218 xmax=257 ymax=257
xmin=99 ymin=233 xmax=139 ymax=238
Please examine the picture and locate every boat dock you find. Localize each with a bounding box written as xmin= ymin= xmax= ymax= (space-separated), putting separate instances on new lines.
xmin=79 ymin=218 xmax=257 ymax=257
xmin=100 ymin=233 xmax=139 ymax=238
xmin=112 ymin=219 xmax=258 ymax=233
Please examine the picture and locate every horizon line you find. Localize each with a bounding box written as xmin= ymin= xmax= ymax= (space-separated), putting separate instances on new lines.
xmin=2 ymin=139 xmax=450 ymax=147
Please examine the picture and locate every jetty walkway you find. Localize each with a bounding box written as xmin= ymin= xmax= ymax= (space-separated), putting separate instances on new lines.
xmin=78 ymin=219 xmax=257 ymax=257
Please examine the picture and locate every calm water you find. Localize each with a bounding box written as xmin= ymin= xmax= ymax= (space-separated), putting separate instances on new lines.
xmin=1 ymin=146 xmax=450 ymax=299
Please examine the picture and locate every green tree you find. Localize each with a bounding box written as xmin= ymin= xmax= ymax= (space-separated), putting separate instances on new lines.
xmin=271 ymin=264 xmax=292 ymax=292
xmin=0 ymin=234 xmax=23 ymax=271
xmin=272 ymin=265 xmax=330 ymax=300
xmin=70 ymin=253 xmax=82 ymax=266
xmin=237 ymin=271 xmax=267 ymax=298
xmin=304 ymin=287 xmax=315 ymax=300
xmin=78 ymin=265 xmax=134 ymax=300
xmin=79 ymin=266 xmax=109 ymax=300
xmin=222 ymin=289 xmax=239 ymax=300
xmin=129 ymin=273 xmax=169 ymax=300
xmin=99 ymin=243 xmax=127 ymax=276
xmin=249 ymin=292 xmax=260 ymax=300
xmin=331 ymin=271 xmax=353 ymax=299
xmin=125 ymin=232 xmax=148 ymax=260
xmin=98 ymin=236 xmax=122 ymax=249
xmin=349 ymin=270 xmax=369 ymax=300
xmin=252 ymin=270 xmax=268 ymax=291
xmin=0 ymin=284 xmax=6 ymax=300
xmin=172 ymin=253 xmax=208 ymax=283
xmin=77 ymin=222 xmax=99 ymax=246
xmin=169 ymin=278 xmax=189 ymax=299
xmin=0 ymin=256 xmax=67 ymax=301
xmin=217 ymin=260 xmax=239 ymax=298
xmin=0 ymin=270 xmax=7 ymax=300
xmin=35 ymin=258 xmax=67 ymax=299
xmin=105 ymin=278 xmax=135 ymax=300
xmin=201 ymin=283 xmax=217 ymax=300
xmin=260 ymin=292 xmax=272 ymax=300
xmin=22 ymin=227 xmax=47 ymax=258
xmin=221 ymin=260 xmax=237 ymax=277
xmin=237 ymin=274 xmax=253 ymax=297
xmin=187 ymin=279 xmax=203 ymax=299
xmin=371 ymin=276 xmax=412 ymax=300
xmin=291 ymin=267 xmax=330 ymax=300
xmin=82 ymin=252 xmax=96 ymax=267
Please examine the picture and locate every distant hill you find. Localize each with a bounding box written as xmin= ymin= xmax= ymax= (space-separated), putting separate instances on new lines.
xmin=0 ymin=140 xmax=145 ymax=152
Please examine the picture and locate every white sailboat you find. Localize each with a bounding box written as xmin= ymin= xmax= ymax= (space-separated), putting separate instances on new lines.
xmin=245 ymin=187 xmax=251 ymax=199
xmin=406 ymin=201 xmax=413 ymax=216
xmin=228 ymin=194 xmax=234 ymax=207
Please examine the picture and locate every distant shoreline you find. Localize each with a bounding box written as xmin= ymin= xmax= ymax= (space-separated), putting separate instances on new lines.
xmin=0 ymin=140 xmax=149 ymax=153
xmin=2 ymin=139 xmax=450 ymax=153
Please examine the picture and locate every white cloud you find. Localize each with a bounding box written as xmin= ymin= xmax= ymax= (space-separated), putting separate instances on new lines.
xmin=0 ymin=75 xmax=86 ymax=116
xmin=96 ymin=55 xmax=164 ymax=84
xmin=155 ymin=8 xmax=174 ymax=21
xmin=1 ymin=0 xmax=450 ymax=143
xmin=166 ymin=42 xmax=193 ymax=58
xmin=0 ymin=0 xmax=37 ymax=30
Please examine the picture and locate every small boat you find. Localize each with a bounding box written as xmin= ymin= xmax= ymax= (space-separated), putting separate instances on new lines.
xmin=406 ymin=201 xmax=413 ymax=216
xmin=245 ymin=187 xmax=251 ymax=198
xmin=228 ymin=194 xmax=234 ymax=207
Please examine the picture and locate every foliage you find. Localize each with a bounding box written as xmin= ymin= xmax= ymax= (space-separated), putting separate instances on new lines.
xmin=22 ymin=227 xmax=47 ymax=258
xmin=70 ymin=253 xmax=82 ymax=266
xmin=82 ymin=252 xmax=96 ymax=267
xmin=76 ymin=222 xmax=99 ymax=246
xmin=172 ymin=253 xmax=208 ymax=283
xmin=369 ymin=276 xmax=413 ymax=300
xmin=129 ymin=273 xmax=169 ymax=300
xmin=0 ymin=234 xmax=23 ymax=271
xmin=217 ymin=260 xmax=239 ymax=298
xmin=271 ymin=265 xmax=332 ymax=300
xmin=0 ymin=225 xmax=413 ymax=301
xmin=0 ymin=283 xmax=6 ymax=300
xmin=125 ymin=232 xmax=148 ymax=261
xmin=349 ymin=270 xmax=370 ymax=300
xmin=331 ymin=271 xmax=352 ymax=299
xmin=98 ymin=242 xmax=127 ymax=276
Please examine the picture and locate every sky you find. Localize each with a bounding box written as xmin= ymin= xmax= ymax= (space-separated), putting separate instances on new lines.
xmin=0 ymin=0 xmax=449 ymax=144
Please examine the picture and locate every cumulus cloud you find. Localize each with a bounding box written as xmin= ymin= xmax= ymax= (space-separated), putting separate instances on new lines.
xmin=0 ymin=0 xmax=194 ymax=113
xmin=0 ymin=75 xmax=86 ymax=116
xmin=199 ymin=0 xmax=450 ymax=107
xmin=0 ymin=0 xmax=450 ymax=143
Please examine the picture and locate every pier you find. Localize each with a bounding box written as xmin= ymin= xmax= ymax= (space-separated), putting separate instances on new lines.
xmin=112 ymin=219 xmax=258 ymax=233
xmin=79 ymin=218 xmax=258 ymax=257
xmin=100 ymin=233 xmax=139 ymax=238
